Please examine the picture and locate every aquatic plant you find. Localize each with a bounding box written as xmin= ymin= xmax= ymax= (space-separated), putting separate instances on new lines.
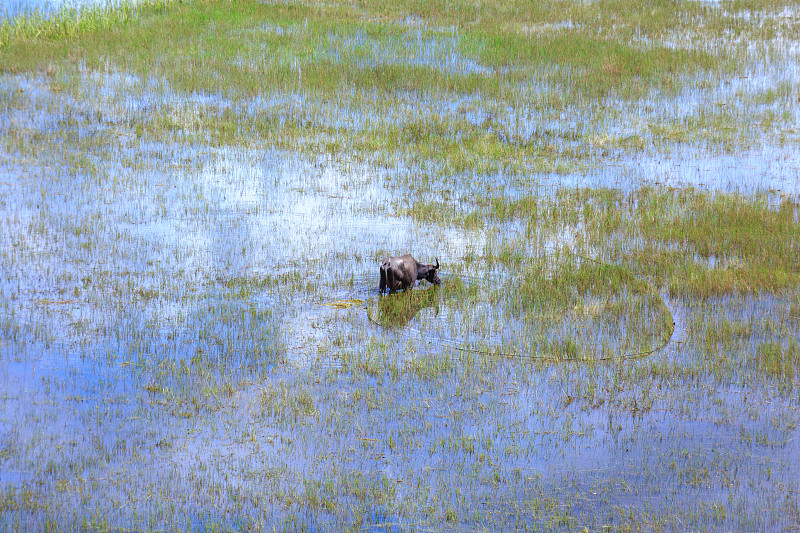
xmin=0 ymin=0 xmax=799 ymax=530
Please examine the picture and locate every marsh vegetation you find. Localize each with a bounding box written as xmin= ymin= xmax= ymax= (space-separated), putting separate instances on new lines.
xmin=1 ymin=0 xmax=799 ymax=530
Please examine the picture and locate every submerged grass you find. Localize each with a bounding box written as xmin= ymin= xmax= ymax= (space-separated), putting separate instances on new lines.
xmin=0 ymin=1 xmax=154 ymax=48
xmin=757 ymin=341 xmax=799 ymax=382
xmin=0 ymin=0 xmax=728 ymax=171
xmin=412 ymin=186 xmax=799 ymax=298
xmin=3 ymin=0 xmax=793 ymax=183
xmin=627 ymin=189 xmax=799 ymax=297
xmin=1 ymin=0 xmax=800 ymax=530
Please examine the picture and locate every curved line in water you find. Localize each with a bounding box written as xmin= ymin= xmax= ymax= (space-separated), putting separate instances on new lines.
xmin=357 ymin=259 xmax=676 ymax=364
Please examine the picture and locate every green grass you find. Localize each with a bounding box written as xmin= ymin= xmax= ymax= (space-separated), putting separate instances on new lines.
xmin=4 ymin=0 xmax=793 ymax=177
xmin=409 ymin=186 xmax=799 ymax=298
xmin=2 ymin=0 xmax=800 ymax=529
xmin=634 ymin=189 xmax=798 ymax=270
xmin=0 ymin=0 xmax=717 ymax=136
xmin=510 ymin=254 xmax=650 ymax=313
xmin=0 ymin=0 xmax=147 ymax=49
xmin=756 ymin=341 xmax=799 ymax=382
xmin=259 ymin=381 xmax=315 ymax=423
xmin=370 ymin=287 xmax=440 ymax=328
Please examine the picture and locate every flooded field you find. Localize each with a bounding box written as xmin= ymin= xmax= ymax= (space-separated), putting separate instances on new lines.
xmin=1 ymin=0 xmax=799 ymax=530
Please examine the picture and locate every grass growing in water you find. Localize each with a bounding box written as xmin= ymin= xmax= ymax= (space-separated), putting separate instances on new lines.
xmin=1 ymin=0 xmax=800 ymax=530
xmin=412 ymin=186 xmax=799 ymax=298
xmin=0 ymin=0 xmax=728 ymax=173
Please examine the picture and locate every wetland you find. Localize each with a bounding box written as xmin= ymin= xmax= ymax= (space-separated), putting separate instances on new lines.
xmin=1 ymin=0 xmax=799 ymax=530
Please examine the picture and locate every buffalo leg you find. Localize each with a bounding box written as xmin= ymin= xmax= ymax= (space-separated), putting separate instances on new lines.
xmin=379 ymin=266 xmax=387 ymax=294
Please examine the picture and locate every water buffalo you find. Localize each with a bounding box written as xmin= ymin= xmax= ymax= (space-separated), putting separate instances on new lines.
xmin=379 ymin=255 xmax=440 ymax=294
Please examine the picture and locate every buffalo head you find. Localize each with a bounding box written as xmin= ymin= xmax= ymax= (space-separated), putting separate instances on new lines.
xmin=425 ymin=258 xmax=441 ymax=286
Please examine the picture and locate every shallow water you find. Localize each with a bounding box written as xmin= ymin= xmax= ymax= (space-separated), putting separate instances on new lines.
xmin=0 ymin=0 xmax=131 ymax=19
xmin=2 ymin=7 xmax=800 ymax=530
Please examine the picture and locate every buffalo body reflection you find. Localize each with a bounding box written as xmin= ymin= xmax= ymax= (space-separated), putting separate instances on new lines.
xmin=374 ymin=286 xmax=440 ymax=327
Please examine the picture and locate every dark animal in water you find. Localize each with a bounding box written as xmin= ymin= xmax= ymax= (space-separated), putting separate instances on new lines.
xmin=379 ymin=255 xmax=440 ymax=294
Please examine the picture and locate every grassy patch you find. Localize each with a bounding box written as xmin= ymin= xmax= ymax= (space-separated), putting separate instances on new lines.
xmin=1 ymin=0 xmax=719 ymax=150
xmin=431 ymin=186 xmax=799 ymax=298
xmin=756 ymin=341 xmax=799 ymax=383
xmin=370 ymin=286 xmax=440 ymax=328
xmin=0 ymin=1 xmax=147 ymax=49
xmin=6 ymin=0 xmax=789 ymax=178
xmin=2 ymin=0 xmax=800 ymax=530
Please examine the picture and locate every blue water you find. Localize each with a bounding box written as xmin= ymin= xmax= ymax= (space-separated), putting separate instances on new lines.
xmin=0 ymin=0 xmax=131 ymax=20
xmin=1 ymin=3 xmax=799 ymax=529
